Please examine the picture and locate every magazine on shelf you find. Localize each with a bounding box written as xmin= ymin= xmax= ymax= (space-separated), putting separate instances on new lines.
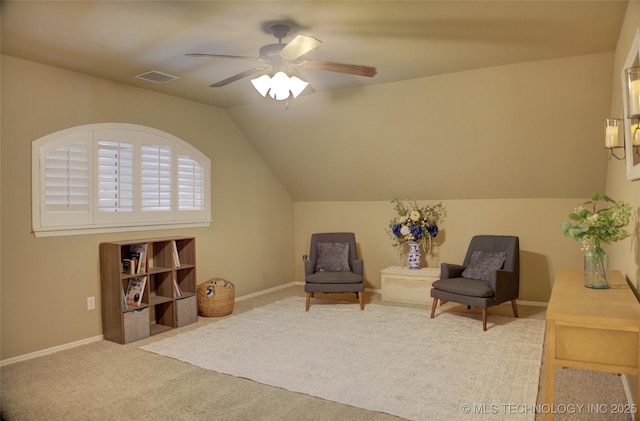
xmin=121 ymin=282 xmax=127 ymax=310
xmin=173 ymin=276 xmax=183 ymax=297
xmin=171 ymin=240 xmax=181 ymax=268
xmin=125 ymin=276 xmax=147 ymax=307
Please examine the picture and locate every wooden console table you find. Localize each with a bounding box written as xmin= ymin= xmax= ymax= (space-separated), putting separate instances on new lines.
xmin=545 ymin=268 xmax=640 ymax=420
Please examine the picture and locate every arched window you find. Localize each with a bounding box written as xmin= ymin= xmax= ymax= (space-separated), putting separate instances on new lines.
xmin=32 ymin=123 xmax=211 ymax=237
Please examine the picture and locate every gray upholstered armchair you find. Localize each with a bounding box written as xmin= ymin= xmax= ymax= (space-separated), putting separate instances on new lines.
xmin=430 ymin=235 xmax=520 ymax=330
xmin=304 ymin=232 xmax=364 ymax=311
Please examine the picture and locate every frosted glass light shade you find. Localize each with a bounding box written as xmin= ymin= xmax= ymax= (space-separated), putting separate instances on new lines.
xmin=289 ymin=76 xmax=309 ymax=98
xmin=269 ymin=72 xmax=291 ymax=100
xmin=251 ymin=75 xmax=272 ymax=97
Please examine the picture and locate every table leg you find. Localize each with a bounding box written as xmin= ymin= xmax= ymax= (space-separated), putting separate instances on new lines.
xmin=544 ymin=321 xmax=556 ymax=421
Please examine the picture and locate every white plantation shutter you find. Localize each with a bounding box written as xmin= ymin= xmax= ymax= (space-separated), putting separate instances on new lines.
xmin=177 ymin=155 xmax=204 ymax=211
xmin=44 ymin=143 xmax=89 ymax=211
xmin=33 ymin=123 xmax=211 ymax=237
xmin=36 ymin=131 xmax=92 ymax=228
xmin=141 ymin=145 xmax=172 ymax=211
xmin=97 ymin=140 xmax=134 ymax=212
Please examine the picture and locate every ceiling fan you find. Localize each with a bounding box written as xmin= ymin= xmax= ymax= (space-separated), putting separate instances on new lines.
xmin=187 ymin=24 xmax=377 ymax=99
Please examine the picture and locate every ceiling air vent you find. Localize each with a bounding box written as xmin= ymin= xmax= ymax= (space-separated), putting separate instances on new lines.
xmin=135 ymin=71 xmax=179 ymax=84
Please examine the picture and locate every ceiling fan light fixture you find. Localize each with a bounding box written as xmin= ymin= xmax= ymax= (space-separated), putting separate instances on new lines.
xmin=251 ymin=71 xmax=308 ymax=101
xmin=289 ymin=76 xmax=309 ymax=98
xmin=269 ymin=72 xmax=291 ymax=100
xmin=251 ymin=75 xmax=272 ymax=97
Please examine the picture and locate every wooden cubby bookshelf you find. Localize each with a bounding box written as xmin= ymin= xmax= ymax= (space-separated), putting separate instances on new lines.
xmin=99 ymin=236 xmax=198 ymax=344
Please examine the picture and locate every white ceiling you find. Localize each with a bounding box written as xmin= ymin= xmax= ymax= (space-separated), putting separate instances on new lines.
xmin=1 ymin=1 xmax=628 ymax=109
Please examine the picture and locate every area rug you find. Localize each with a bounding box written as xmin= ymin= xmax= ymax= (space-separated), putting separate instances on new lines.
xmin=141 ymin=297 xmax=545 ymax=420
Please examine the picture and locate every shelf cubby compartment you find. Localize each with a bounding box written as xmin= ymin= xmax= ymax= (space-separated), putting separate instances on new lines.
xmin=174 ymin=238 xmax=196 ymax=267
xmin=151 ymin=301 xmax=176 ymax=335
xmin=149 ymin=240 xmax=174 ymax=271
xmin=175 ymin=266 xmax=196 ymax=297
xmin=149 ymin=271 xmax=174 ymax=302
xmin=119 ymin=242 xmax=148 ymax=275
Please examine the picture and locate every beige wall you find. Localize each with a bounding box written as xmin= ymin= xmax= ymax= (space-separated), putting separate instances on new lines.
xmin=0 ymin=56 xmax=295 ymax=360
xmin=606 ymin=1 xmax=640 ymax=290
xmin=294 ymin=199 xmax=586 ymax=303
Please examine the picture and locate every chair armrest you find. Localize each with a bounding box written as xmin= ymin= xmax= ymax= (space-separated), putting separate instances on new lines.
xmin=304 ymin=260 xmax=316 ymax=276
xmin=440 ymin=263 xmax=465 ymax=279
xmin=488 ymin=269 xmax=519 ymax=301
xmin=351 ymin=259 xmax=363 ymax=276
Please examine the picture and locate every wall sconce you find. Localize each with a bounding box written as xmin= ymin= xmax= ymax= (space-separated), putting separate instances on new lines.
xmin=251 ymin=72 xmax=309 ymax=101
xmin=605 ymin=118 xmax=625 ymax=160
xmin=625 ymin=66 xmax=640 ymax=157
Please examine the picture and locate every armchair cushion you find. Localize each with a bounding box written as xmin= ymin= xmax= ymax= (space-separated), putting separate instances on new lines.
xmin=431 ymin=277 xmax=494 ymax=298
xmin=461 ymin=251 xmax=506 ymax=281
xmin=315 ymin=242 xmax=350 ymax=272
xmin=305 ymin=271 xmax=362 ymax=285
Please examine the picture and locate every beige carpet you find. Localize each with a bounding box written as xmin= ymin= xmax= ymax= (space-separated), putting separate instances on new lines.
xmin=141 ymin=297 xmax=545 ymax=421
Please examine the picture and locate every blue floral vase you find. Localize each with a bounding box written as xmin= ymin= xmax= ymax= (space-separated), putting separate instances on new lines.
xmin=407 ymin=242 xmax=421 ymax=270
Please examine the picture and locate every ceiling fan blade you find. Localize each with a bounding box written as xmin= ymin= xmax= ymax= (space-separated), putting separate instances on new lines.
xmin=303 ymin=60 xmax=377 ymax=77
xmin=209 ymin=67 xmax=269 ymax=88
xmin=280 ymin=35 xmax=322 ymax=60
xmin=187 ymin=53 xmax=263 ymax=62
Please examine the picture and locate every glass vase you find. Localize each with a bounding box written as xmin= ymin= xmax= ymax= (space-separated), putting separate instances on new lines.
xmin=584 ymin=249 xmax=609 ymax=289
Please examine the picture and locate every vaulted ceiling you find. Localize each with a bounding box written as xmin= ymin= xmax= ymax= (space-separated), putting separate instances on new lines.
xmin=1 ymin=1 xmax=630 ymax=201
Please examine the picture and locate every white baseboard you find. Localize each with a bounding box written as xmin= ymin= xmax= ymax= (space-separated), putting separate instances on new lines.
xmin=235 ymin=281 xmax=300 ymax=301
xmin=1 ymin=335 xmax=103 ymax=367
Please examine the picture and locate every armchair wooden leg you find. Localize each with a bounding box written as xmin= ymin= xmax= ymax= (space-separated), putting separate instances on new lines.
xmin=305 ymin=292 xmax=311 ymax=311
xmin=358 ymin=292 xmax=364 ymax=310
xmin=482 ymin=308 xmax=487 ymax=331
xmin=430 ymin=298 xmax=438 ymax=319
xmin=511 ymin=299 xmax=519 ymax=318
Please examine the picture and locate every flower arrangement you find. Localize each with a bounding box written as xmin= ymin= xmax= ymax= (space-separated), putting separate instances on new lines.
xmin=387 ymin=198 xmax=446 ymax=252
xmin=561 ymin=192 xmax=632 ymax=254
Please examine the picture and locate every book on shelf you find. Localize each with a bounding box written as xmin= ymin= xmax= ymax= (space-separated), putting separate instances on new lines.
xmin=171 ymin=240 xmax=181 ymax=268
xmin=125 ymin=276 xmax=147 ymax=307
xmin=173 ymin=276 xmax=183 ymax=297
xmin=121 ymin=282 xmax=127 ymax=310
xmin=122 ymin=259 xmax=133 ymax=274
xmin=129 ymin=243 xmax=147 ymax=274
